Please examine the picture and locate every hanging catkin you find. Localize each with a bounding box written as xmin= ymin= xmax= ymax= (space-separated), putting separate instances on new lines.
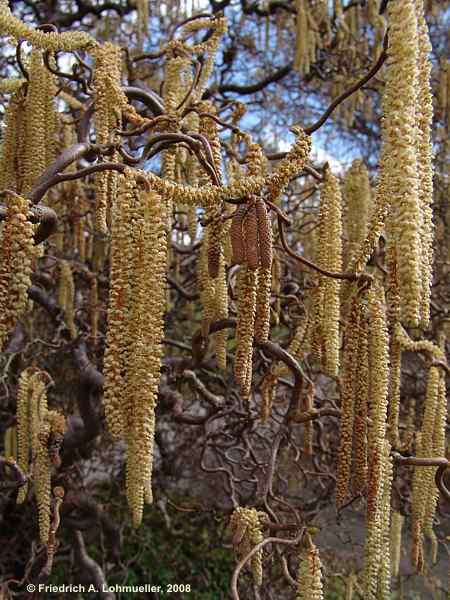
xmin=390 ymin=511 xmax=404 ymax=578
xmin=364 ymin=441 xmax=393 ymax=600
xmin=415 ymin=0 xmax=434 ymax=328
xmin=367 ymin=284 xmax=389 ymax=467
xmin=410 ymin=366 xmax=442 ymax=570
xmin=343 ymin=160 xmax=371 ymax=268
xmin=103 ymin=175 xmax=134 ymax=440
xmin=0 ymin=192 xmax=34 ymax=351
xmin=103 ymin=172 xmax=167 ymax=526
xmin=213 ymin=256 xmax=228 ymax=369
xmin=231 ymin=144 xmax=274 ymax=398
xmin=92 ymin=43 xmax=124 ymax=233
xmin=375 ymin=443 xmax=393 ymax=600
xmin=22 ymin=50 xmax=50 ymax=193
xmin=254 ymin=197 xmax=273 ymax=343
xmin=266 ymin=128 xmax=311 ymax=204
xmin=316 ymin=166 xmax=342 ymax=377
xmin=15 ymin=368 xmax=65 ymax=544
xmin=294 ymin=0 xmax=309 ymax=74
xmin=353 ymin=308 xmax=369 ymax=495
xmin=230 ymin=507 xmax=264 ymax=586
xmin=423 ymin=372 xmax=447 ymax=553
xmin=16 ymin=369 xmax=32 ymax=504
xmin=296 ymin=533 xmax=324 ymax=600
xmin=383 ymin=0 xmax=421 ymax=326
xmin=336 ymin=296 xmax=361 ymax=510
xmin=235 ymin=266 xmax=257 ymax=402
xmin=230 ymin=204 xmax=246 ymax=265
xmin=0 ymin=85 xmax=26 ymax=192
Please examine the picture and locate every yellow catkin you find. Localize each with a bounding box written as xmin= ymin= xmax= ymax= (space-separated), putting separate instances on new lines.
xmin=0 ymin=2 xmax=94 ymax=50
xmin=234 ymin=267 xmax=257 ymax=403
xmin=310 ymin=283 xmax=324 ymax=364
xmin=254 ymin=197 xmax=273 ymax=343
xmin=16 ymin=369 xmax=31 ymax=504
xmin=104 ymin=173 xmax=167 ymax=526
xmin=390 ymin=511 xmax=404 ymax=577
xmin=394 ymin=324 xmax=445 ymax=362
xmin=3 ymin=425 xmax=18 ymax=460
xmin=383 ymin=0 xmax=421 ymax=326
xmin=254 ymin=267 xmax=271 ymax=343
xmin=92 ymin=43 xmax=123 ymax=233
xmin=185 ymin=17 xmax=228 ymax=103
xmin=345 ymin=574 xmax=356 ymax=600
xmin=34 ymin=417 xmax=51 ymax=544
xmin=294 ymin=0 xmax=309 ymax=74
xmin=43 ymin=54 xmax=58 ymax=169
xmin=343 ymin=160 xmax=371 ymax=268
xmin=411 ymin=366 xmax=439 ymax=570
xmin=415 ymin=0 xmax=434 ymax=328
xmin=365 ymin=285 xmax=390 ymax=596
xmin=0 ymin=85 xmax=26 ymax=192
xmin=0 ymin=193 xmax=34 ymax=351
xmin=353 ymin=309 xmax=369 ymax=495
xmin=336 ymin=296 xmax=360 ymax=510
xmin=164 ymin=51 xmax=191 ymax=114
xmin=22 ymin=49 xmax=57 ymax=194
xmin=296 ymin=533 xmax=324 ymax=600
xmin=367 ymin=284 xmax=390 ymax=466
xmin=348 ymin=170 xmax=388 ymax=277
xmin=364 ymin=441 xmax=392 ymax=600
xmin=266 ymin=128 xmax=311 ymax=203
xmin=423 ymin=372 xmax=447 ymax=554
xmin=387 ymin=337 xmax=402 ymax=448
xmin=317 ymin=166 xmax=342 ymax=377
xmin=206 ymin=209 xmax=224 ymax=279
xmin=16 ymin=371 xmax=55 ymax=544
xmin=376 ymin=444 xmax=393 ymax=600
xmin=103 ymin=176 xmax=134 ymax=440
xmin=230 ymin=507 xmax=264 ymax=586
xmin=260 ymin=367 xmax=279 ymax=423
xmin=199 ymin=228 xmax=217 ymax=337
xmin=0 ymin=77 xmax=25 ymax=93
xmin=212 ymin=255 xmax=228 ymax=370
xmin=196 ymin=111 xmax=225 ymax=343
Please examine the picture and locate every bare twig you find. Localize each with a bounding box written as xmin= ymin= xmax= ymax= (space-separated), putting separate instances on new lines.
xmin=230 ymin=531 xmax=305 ymax=600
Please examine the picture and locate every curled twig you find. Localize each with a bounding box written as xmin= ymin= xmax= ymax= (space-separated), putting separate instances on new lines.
xmin=0 ymin=457 xmax=28 ymax=490
xmin=230 ymin=530 xmax=305 ymax=600
xmin=304 ymin=38 xmax=388 ymax=135
xmin=277 ymin=215 xmax=369 ymax=282
xmin=435 ymin=463 xmax=450 ymax=503
xmin=73 ymin=531 xmax=115 ymax=600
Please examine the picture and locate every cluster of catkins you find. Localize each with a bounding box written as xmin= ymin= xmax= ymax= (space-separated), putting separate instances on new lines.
xmin=329 ymin=1 xmax=446 ymax=595
xmin=15 ymin=369 xmax=65 ymax=544
xmin=102 ymin=171 xmax=167 ymax=528
xmin=0 ymin=6 xmax=447 ymax=596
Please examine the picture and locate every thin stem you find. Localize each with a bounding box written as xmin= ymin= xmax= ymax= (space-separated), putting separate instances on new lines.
xmin=277 ymin=215 xmax=365 ymax=282
xmin=304 ymin=38 xmax=388 ymax=135
xmin=230 ymin=530 xmax=305 ymax=600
